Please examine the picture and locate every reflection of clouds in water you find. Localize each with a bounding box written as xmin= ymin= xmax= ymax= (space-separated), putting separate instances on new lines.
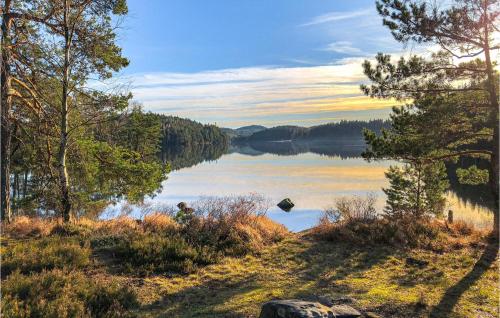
xmin=105 ymin=151 xmax=493 ymax=231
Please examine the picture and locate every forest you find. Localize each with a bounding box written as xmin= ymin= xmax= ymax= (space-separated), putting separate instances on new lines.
xmin=234 ymin=120 xmax=391 ymax=143
xmin=1 ymin=0 xmax=499 ymax=317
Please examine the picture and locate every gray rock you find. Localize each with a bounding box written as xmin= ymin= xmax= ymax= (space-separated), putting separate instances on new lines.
xmin=277 ymin=198 xmax=295 ymax=212
xmin=316 ymin=296 xmax=356 ymax=307
xmin=259 ymin=299 xmax=362 ymax=318
xmin=177 ymin=202 xmax=188 ymax=210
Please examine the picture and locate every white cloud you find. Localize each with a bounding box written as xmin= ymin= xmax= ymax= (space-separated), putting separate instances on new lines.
xmin=323 ymin=41 xmax=364 ymax=55
xmin=101 ymin=57 xmax=400 ymax=127
xmin=301 ymin=9 xmax=372 ymax=27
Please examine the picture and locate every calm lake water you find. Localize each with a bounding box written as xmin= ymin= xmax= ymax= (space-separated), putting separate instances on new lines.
xmin=105 ymin=142 xmax=494 ymax=232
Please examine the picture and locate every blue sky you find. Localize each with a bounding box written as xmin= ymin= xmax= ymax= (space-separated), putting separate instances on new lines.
xmin=113 ymin=0 xmax=407 ymax=127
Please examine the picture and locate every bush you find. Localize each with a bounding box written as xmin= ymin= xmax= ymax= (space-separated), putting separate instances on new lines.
xmin=185 ymin=195 xmax=288 ymax=255
xmin=4 ymin=216 xmax=55 ymax=238
xmin=142 ymin=212 xmax=179 ymax=234
xmin=1 ymin=269 xmax=138 ymax=318
xmin=96 ymin=216 xmax=139 ymax=236
xmin=324 ymin=194 xmax=377 ymax=223
xmin=1 ymin=237 xmax=91 ymax=276
xmin=113 ymin=233 xmax=220 ymax=274
xmin=51 ymin=221 xmax=96 ymax=237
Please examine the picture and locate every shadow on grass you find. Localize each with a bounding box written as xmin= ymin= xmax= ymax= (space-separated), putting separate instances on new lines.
xmin=429 ymin=235 xmax=499 ymax=318
xmin=140 ymin=237 xmax=398 ymax=317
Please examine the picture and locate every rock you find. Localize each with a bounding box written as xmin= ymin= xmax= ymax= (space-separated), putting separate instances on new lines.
xmin=259 ymin=299 xmax=362 ymax=318
xmin=277 ymin=198 xmax=295 ymax=212
xmin=177 ymin=202 xmax=188 ymax=210
xmin=331 ymin=305 xmax=362 ymax=317
xmin=405 ymin=257 xmax=429 ymax=268
xmin=315 ymin=296 xmax=355 ymax=307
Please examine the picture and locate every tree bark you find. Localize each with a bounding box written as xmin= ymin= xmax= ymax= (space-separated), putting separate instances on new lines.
xmin=58 ymin=0 xmax=71 ymax=222
xmin=1 ymin=0 xmax=12 ymax=223
xmin=483 ymin=9 xmax=499 ymax=235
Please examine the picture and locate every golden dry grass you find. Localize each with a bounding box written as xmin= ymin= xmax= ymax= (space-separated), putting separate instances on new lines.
xmin=142 ymin=213 xmax=179 ymax=234
xmin=3 ymin=216 xmax=56 ymax=238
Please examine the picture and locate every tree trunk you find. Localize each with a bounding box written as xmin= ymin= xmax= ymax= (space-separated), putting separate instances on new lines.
xmin=483 ymin=16 xmax=499 ymax=235
xmin=58 ymin=0 xmax=71 ymax=222
xmin=1 ymin=0 xmax=12 ymax=223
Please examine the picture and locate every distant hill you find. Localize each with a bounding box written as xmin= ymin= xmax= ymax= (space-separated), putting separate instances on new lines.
xmin=222 ymin=125 xmax=267 ymax=138
xmin=233 ymin=120 xmax=390 ymax=143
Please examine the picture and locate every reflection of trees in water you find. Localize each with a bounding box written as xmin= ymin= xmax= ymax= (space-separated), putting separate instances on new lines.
xmin=160 ymin=142 xmax=229 ymax=170
xmin=446 ymin=158 xmax=495 ymax=212
xmin=231 ymin=140 xmax=366 ymax=159
xmin=159 ymin=140 xmax=492 ymax=215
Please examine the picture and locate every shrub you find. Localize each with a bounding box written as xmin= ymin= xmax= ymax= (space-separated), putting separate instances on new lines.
xmin=142 ymin=212 xmax=179 ymax=234
xmin=113 ymin=233 xmax=220 ymax=274
xmin=51 ymin=221 xmax=95 ymax=237
xmin=96 ymin=216 xmax=139 ymax=236
xmin=324 ymin=194 xmax=378 ymax=223
xmin=185 ymin=195 xmax=288 ymax=255
xmin=1 ymin=237 xmax=91 ymax=276
xmin=1 ymin=269 xmax=138 ymax=318
xmin=4 ymin=216 xmax=55 ymax=238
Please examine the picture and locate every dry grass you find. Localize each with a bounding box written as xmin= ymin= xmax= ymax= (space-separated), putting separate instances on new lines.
xmin=311 ymin=213 xmax=489 ymax=253
xmin=97 ymin=216 xmax=139 ymax=234
xmin=3 ymin=216 xmax=56 ymax=238
xmin=142 ymin=212 xmax=179 ymax=234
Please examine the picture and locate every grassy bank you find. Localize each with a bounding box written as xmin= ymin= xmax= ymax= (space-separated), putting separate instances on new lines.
xmin=1 ymin=212 xmax=498 ymax=317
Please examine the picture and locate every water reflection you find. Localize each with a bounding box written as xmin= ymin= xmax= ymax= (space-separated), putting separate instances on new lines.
xmin=139 ymin=141 xmax=494 ymax=231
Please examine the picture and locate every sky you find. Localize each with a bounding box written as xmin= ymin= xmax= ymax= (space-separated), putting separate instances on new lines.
xmin=112 ymin=0 xmax=413 ymax=128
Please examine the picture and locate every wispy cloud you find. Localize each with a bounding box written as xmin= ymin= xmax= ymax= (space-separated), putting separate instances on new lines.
xmin=301 ymin=9 xmax=372 ymax=27
xmin=104 ymin=57 xmax=399 ymax=128
xmin=323 ymin=41 xmax=364 ymax=55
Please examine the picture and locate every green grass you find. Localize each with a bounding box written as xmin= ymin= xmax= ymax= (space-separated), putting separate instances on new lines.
xmin=133 ymin=235 xmax=498 ymax=318
xmin=1 ymin=220 xmax=498 ymax=317
xmin=1 ymin=236 xmax=91 ymax=276
xmin=1 ymin=269 xmax=138 ymax=318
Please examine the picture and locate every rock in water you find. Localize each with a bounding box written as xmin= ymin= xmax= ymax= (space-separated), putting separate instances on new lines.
xmin=259 ymin=299 xmax=361 ymax=318
xmin=277 ymin=198 xmax=294 ymax=212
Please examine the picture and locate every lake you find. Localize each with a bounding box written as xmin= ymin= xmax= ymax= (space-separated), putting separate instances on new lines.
xmin=105 ymin=141 xmax=494 ymax=232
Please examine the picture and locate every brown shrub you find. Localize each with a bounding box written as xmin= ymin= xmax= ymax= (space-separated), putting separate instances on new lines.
xmin=311 ymin=213 xmax=486 ymax=252
xmin=185 ymin=194 xmax=289 ymax=255
xmin=447 ymin=220 xmax=475 ymax=236
xmin=4 ymin=216 xmax=56 ymax=238
xmin=96 ymin=216 xmax=139 ymax=235
xmin=142 ymin=212 xmax=179 ymax=234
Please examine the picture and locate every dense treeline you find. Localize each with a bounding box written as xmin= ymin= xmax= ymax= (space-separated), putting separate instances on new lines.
xmin=234 ymin=120 xmax=390 ymax=142
xmin=158 ymin=115 xmax=229 ymax=151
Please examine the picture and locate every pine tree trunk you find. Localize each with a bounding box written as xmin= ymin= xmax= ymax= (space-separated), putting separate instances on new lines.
xmin=483 ymin=20 xmax=499 ymax=235
xmin=1 ymin=0 xmax=12 ymax=223
xmin=59 ymin=0 xmax=72 ymax=222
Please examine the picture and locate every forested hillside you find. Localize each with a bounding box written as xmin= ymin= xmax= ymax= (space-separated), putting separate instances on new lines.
xmin=234 ymin=120 xmax=390 ymax=142
xmin=158 ymin=116 xmax=229 ymax=151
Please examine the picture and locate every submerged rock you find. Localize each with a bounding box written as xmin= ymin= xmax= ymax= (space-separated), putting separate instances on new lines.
xmin=259 ymin=299 xmax=361 ymax=318
xmin=277 ymin=198 xmax=295 ymax=212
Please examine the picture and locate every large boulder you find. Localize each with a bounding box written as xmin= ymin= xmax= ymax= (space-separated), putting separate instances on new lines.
xmin=277 ymin=198 xmax=295 ymax=212
xmin=259 ymin=299 xmax=362 ymax=318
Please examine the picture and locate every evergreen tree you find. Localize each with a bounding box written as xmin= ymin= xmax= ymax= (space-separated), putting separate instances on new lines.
xmin=384 ymin=162 xmax=449 ymax=218
xmin=361 ymin=0 xmax=499 ymax=231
